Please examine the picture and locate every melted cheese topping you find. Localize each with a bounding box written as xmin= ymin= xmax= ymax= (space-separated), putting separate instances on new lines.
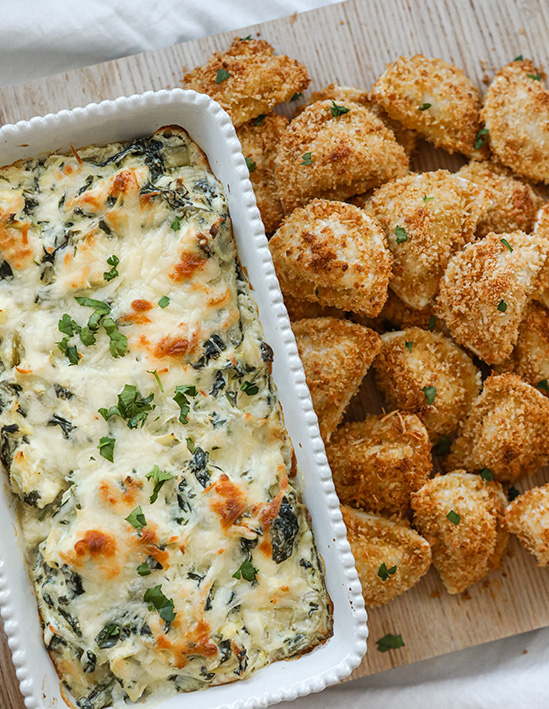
xmin=0 ymin=128 xmax=331 ymax=708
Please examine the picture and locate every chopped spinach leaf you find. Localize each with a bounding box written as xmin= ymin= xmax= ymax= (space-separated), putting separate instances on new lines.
xmin=99 ymin=384 xmax=155 ymax=429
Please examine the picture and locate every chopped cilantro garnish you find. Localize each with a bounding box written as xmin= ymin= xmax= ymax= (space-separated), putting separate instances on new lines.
xmin=158 ymin=295 xmax=170 ymax=309
xmin=99 ymin=384 xmax=155 ymax=429
xmin=423 ymin=195 xmax=434 ymax=202
xmin=474 ymin=128 xmax=490 ymax=150
xmin=173 ymin=384 xmax=198 ymax=424
xmin=497 ymin=299 xmax=508 ymax=313
xmin=147 ymin=369 xmax=164 ymax=392
xmin=527 ymin=73 xmax=543 ymax=80
xmin=102 ymin=316 xmax=128 ymax=357
xmin=536 ymin=379 xmax=549 ymax=393
xmin=80 ymin=326 xmax=96 ymax=346
xmin=171 ymin=216 xmax=181 ymax=231
xmin=480 ymin=468 xmax=494 ymax=482
xmin=103 ymin=254 xmax=119 ymax=281
xmin=245 ymin=157 xmax=257 ymax=173
xmin=215 ymin=68 xmax=231 ymax=84
xmin=500 ymin=238 xmax=513 ymax=252
xmin=75 ymin=296 xmax=111 ymax=314
xmin=233 ymin=559 xmax=258 ymax=582
xmin=405 ymin=341 xmax=413 ymax=353
xmin=423 ymin=386 xmax=437 ymax=405
xmin=144 ymin=585 xmax=176 ymax=627
xmin=241 ymin=380 xmax=259 ymax=395
xmin=507 ymin=486 xmax=520 ymax=502
xmin=146 ymin=465 xmax=174 ymax=504
xmin=253 ymin=114 xmax=266 ymax=126
xmin=378 ymin=563 xmax=397 ymax=582
xmin=126 ymin=506 xmax=147 ymax=530
xmin=301 ymin=152 xmax=312 ymax=165
xmin=446 ymin=509 xmax=461 ymax=525
xmin=137 ymin=562 xmax=152 ymax=576
xmin=75 ymin=296 xmax=127 ymax=358
xmin=330 ymin=100 xmax=350 ymax=117
xmin=98 ymin=435 xmax=115 ymax=462
xmin=186 ymin=437 xmax=196 ymax=454
xmin=291 ymin=92 xmax=303 ymax=101
xmin=57 ymin=337 xmax=81 ymax=365
xmin=418 ymin=102 xmax=431 ymax=111
xmin=376 ymin=634 xmax=404 ymax=652
xmin=58 ymin=313 xmax=81 ymax=337
xmin=395 ymin=225 xmax=408 ymax=244
xmin=428 ymin=315 xmax=437 ymax=331
xmin=239 ymin=34 xmax=252 ymax=41
xmin=514 ymin=54 xmax=523 ymax=61
xmin=436 ymin=434 xmax=452 ymax=456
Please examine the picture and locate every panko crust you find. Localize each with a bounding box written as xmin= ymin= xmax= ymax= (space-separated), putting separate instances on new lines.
xmin=446 ymin=373 xmax=549 ymax=484
xmin=378 ymin=290 xmax=445 ymax=333
xmin=369 ymin=171 xmax=485 ymax=309
xmin=292 ymin=317 xmax=381 ymax=441
xmin=326 ymin=412 xmax=432 ymax=518
xmin=481 ymin=60 xmax=549 ymax=183
xmin=237 ymin=113 xmax=289 ymax=233
xmin=435 ymin=230 xmax=549 ymax=364
xmin=269 ymin=199 xmax=393 ymax=317
xmin=341 ymin=505 xmax=431 ymax=606
xmin=282 ymin=292 xmax=345 ymax=321
xmin=371 ymin=54 xmax=485 ymax=157
xmin=274 ymin=100 xmax=409 ymax=214
xmin=305 ymin=84 xmax=418 ymax=155
xmin=504 ymin=484 xmax=549 ymax=565
xmin=457 ymin=160 xmax=543 ymax=238
xmin=372 ymin=327 xmax=481 ymax=443
xmin=183 ymin=38 xmax=310 ymax=127
xmin=497 ymin=301 xmax=549 ymax=393
xmin=411 ymin=471 xmax=508 ymax=594
xmin=533 ymin=202 xmax=549 ymax=308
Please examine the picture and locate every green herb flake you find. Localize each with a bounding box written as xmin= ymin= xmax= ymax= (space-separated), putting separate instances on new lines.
xmin=80 ymin=326 xmax=96 ymax=346
xmin=527 ymin=73 xmax=543 ymax=80
xmin=497 ymin=299 xmax=508 ymax=313
xmin=99 ymin=384 xmax=155 ymax=429
xmin=147 ymin=369 xmax=164 ymax=392
xmin=514 ymin=54 xmax=524 ymax=61
xmin=241 ymin=380 xmax=259 ymax=396
xmin=232 ymin=558 xmax=258 ymax=582
xmin=480 ymin=468 xmax=494 ymax=482
xmin=395 ymin=225 xmax=408 ymax=244
xmin=301 ymin=152 xmax=312 ymax=166
xmin=508 ymin=486 xmax=520 ymax=502
xmin=474 ymin=128 xmax=490 ymax=150
xmin=436 ymin=434 xmax=452 ymax=456
xmin=423 ymin=385 xmax=437 ymax=406
xmin=103 ymin=254 xmax=120 ymax=282
xmin=291 ymin=92 xmax=304 ymax=101
xmin=253 ymin=114 xmax=266 ymax=126
xmin=330 ymin=100 xmax=350 ymax=117
xmin=58 ymin=313 xmax=81 ymax=337
xmin=158 ymin=295 xmax=170 ymax=309
xmin=215 ymin=68 xmax=231 ymax=84
xmin=245 ymin=157 xmax=257 ymax=173
xmin=146 ymin=465 xmax=174 ymax=504
xmin=144 ymin=585 xmax=176 ymax=627
xmin=378 ymin=563 xmax=397 ymax=582
xmin=500 ymin=238 xmax=513 ymax=252
xmin=405 ymin=341 xmax=413 ymax=353
xmin=57 ymin=336 xmax=81 ymax=366
xmin=418 ymin=102 xmax=431 ymax=111
xmin=446 ymin=509 xmax=461 ymax=525
xmin=186 ymin=437 xmax=196 ymax=454
xmin=173 ymin=384 xmax=198 ymax=425
xmin=536 ymin=378 xmax=549 ymax=393
xmin=376 ymin=634 xmax=404 ymax=652
xmin=428 ymin=315 xmax=437 ymax=331
xmin=239 ymin=34 xmax=252 ymax=41
xmin=102 ymin=316 xmax=128 ymax=358
xmin=98 ymin=436 xmax=115 ymax=462
xmin=125 ymin=505 xmax=147 ymax=530
xmin=137 ymin=562 xmax=152 ymax=576
xmin=171 ymin=216 xmax=181 ymax=231
xmin=423 ymin=195 xmax=434 ymax=202
xmin=75 ymin=296 xmax=111 ymax=314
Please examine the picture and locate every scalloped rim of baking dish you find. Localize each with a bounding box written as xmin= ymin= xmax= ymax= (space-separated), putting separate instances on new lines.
xmin=0 ymin=88 xmax=367 ymax=709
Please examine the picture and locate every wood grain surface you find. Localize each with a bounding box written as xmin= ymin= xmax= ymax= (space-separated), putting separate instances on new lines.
xmin=2 ymin=0 xmax=549 ymax=706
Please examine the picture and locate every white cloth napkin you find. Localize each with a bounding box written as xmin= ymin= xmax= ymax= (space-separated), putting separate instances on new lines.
xmin=2 ymin=1 xmax=548 ymax=706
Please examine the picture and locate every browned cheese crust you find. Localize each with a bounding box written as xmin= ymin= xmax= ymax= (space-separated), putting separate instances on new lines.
xmin=504 ymin=484 xmax=549 ymax=565
xmin=326 ymin=412 xmax=432 ymax=518
xmin=533 ymin=201 xmax=549 ymax=309
xmin=341 ymin=505 xmax=431 ymax=606
xmin=496 ymin=301 xmax=549 ymax=393
xmin=368 ymin=170 xmax=484 ymax=310
xmin=292 ymin=317 xmax=381 ymax=441
xmin=305 ymin=84 xmax=417 ymax=155
xmin=435 ymin=231 xmax=549 ymax=365
xmin=481 ymin=59 xmax=549 ymax=183
xmin=237 ymin=113 xmax=289 ymax=233
xmin=457 ymin=160 xmax=543 ymax=238
xmin=446 ymin=373 xmax=549 ymax=484
xmin=371 ymin=54 xmax=486 ymax=157
xmin=372 ymin=327 xmax=481 ymax=444
xmin=411 ymin=471 xmax=508 ymax=594
xmin=274 ymin=100 xmax=409 ymax=214
xmin=183 ymin=38 xmax=310 ymax=127
xmin=269 ymin=199 xmax=393 ymax=317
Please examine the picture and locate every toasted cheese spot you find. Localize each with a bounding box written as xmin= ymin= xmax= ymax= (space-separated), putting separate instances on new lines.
xmin=156 ymin=619 xmax=218 ymax=669
xmin=0 ymin=219 xmax=33 ymax=267
xmin=132 ymin=299 xmax=153 ymax=311
xmin=169 ymin=251 xmax=207 ymax=281
xmin=153 ymin=331 xmax=199 ymax=359
xmin=111 ymin=169 xmax=141 ymax=198
xmin=99 ymin=476 xmax=143 ymax=509
xmin=209 ymin=474 xmax=247 ymax=529
xmin=74 ymin=530 xmax=117 ymax=558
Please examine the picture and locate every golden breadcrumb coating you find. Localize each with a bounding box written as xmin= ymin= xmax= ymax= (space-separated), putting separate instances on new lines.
xmin=457 ymin=160 xmax=543 ymax=238
xmin=274 ymin=100 xmax=409 ymax=214
xmin=446 ymin=373 xmax=549 ymax=484
xmin=341 ymin=505 xmax=431 ymax=606
xmin=481 ymin=59 xmax=549 ymax=183
xmin=282 ymin=292 xmax=344 ymax=321
xmin=411 ymin=471 xmax=508 ymax=594
xmin=372 ymin=327 xmax=481 ymax=443
xmin=379 ymin=290 xmax=446 ymax=333
xmin=269 ymin=199 xmax=393 ymax=317
xmin=436 ymin=231 xmax=549 ymax=365
xmin=504 ymin=484 xmax=549 ymax=566
xmin=183 ymin=38 xmax=310 ymax=127
xmin=368 ymin=171 xmax=484 ymax=309
xmin=533 ymin=202 xmax=549 ymax=309
xmin=292 ymin=317 xmax=381 ymax=441
xmin=326 ymin=412 xmax=432 ymax=518
xmin=237 ymin=113 xmax=289 ymax=233
xmin=371 ymin=54 xmax=485 ymax=157
xmin=305 ymin=84 xmax=417 ymax=155
xmin=497 ymin=301 xmax=549 ymax=394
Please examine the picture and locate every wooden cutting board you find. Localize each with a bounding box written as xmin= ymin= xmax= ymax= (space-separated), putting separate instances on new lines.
xmin=2 ymin=0 xmax=549 ymax=705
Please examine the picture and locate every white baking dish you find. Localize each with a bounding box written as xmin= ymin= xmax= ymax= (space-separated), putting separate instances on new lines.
xmin=0 ymin=89 xmax=367 ymax=709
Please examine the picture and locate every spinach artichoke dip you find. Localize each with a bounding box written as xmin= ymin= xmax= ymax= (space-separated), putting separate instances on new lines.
xmin=0 ymin=127 xmax=332 ymax=708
